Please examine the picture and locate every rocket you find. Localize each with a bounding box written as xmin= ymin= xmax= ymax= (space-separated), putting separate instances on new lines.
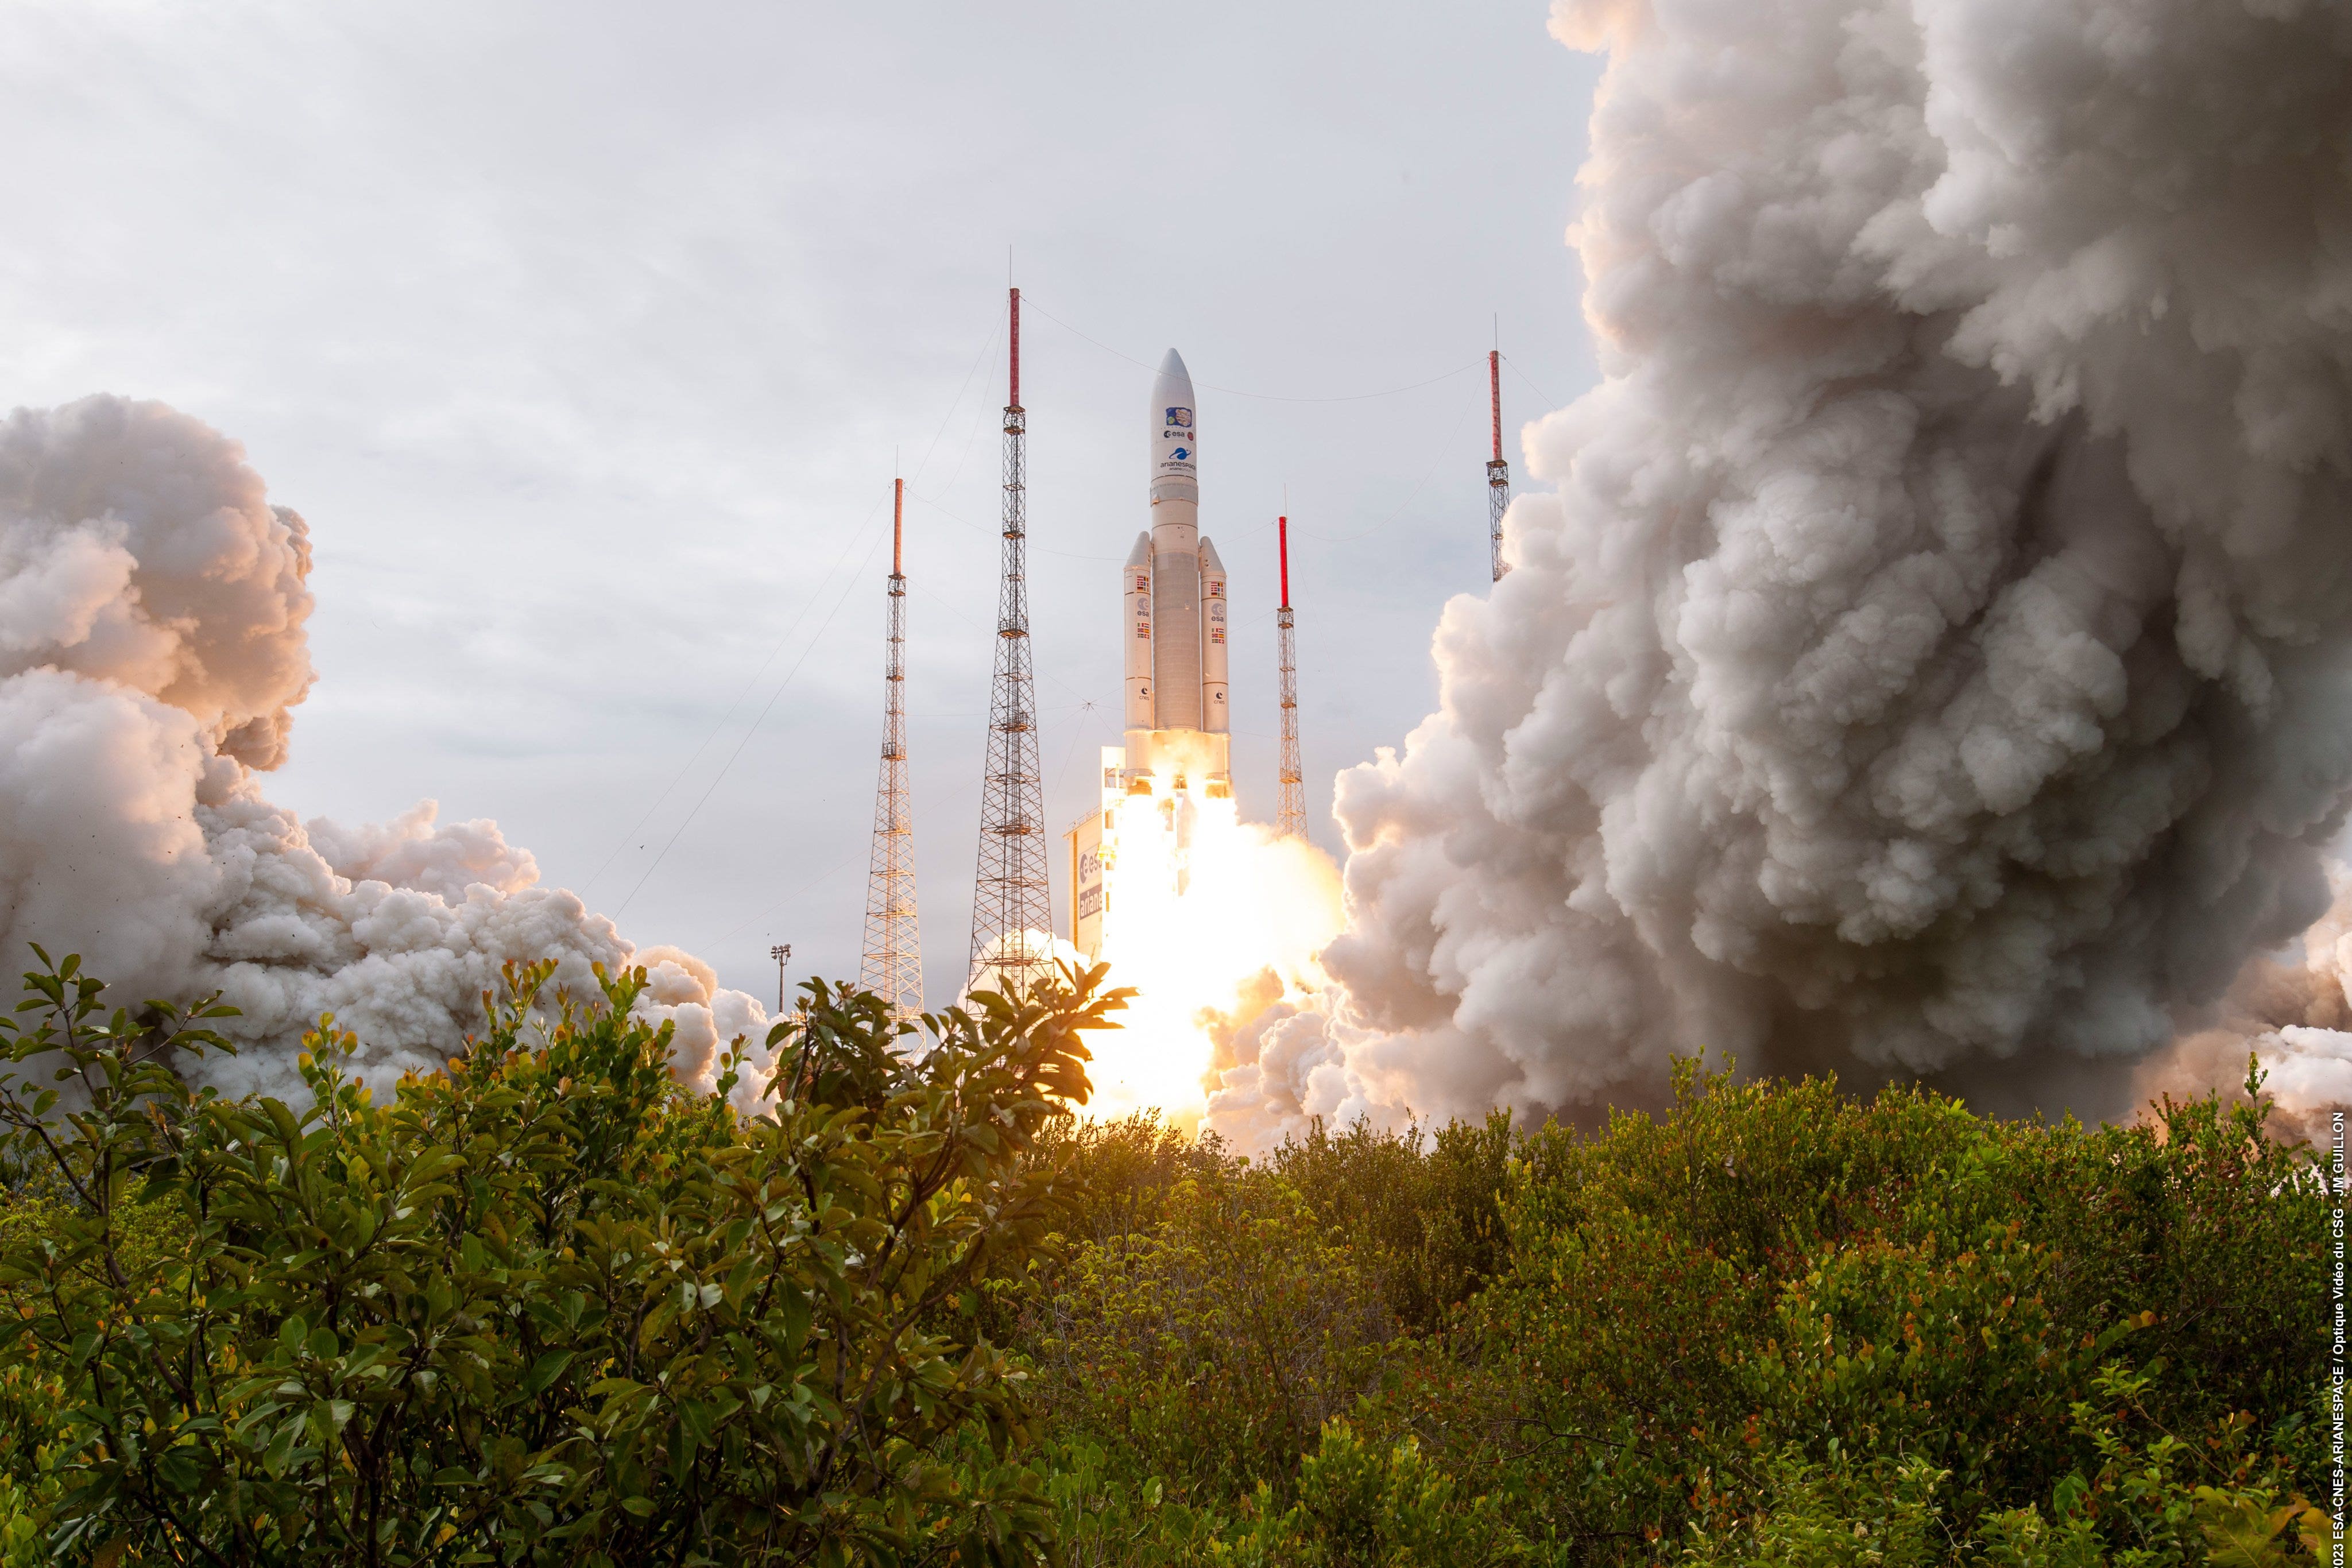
xmin=1121 ymin=349 xmax=1231 ymax=794
xmin=1072 ymin=347 xmax=1236 ymax=957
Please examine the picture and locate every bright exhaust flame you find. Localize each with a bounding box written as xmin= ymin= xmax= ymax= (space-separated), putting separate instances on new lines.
xmin=1081 ymin=734 xmax=1342 ymax=1128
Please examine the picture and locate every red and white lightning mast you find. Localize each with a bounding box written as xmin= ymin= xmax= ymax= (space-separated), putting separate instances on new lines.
xmin=1275 ymin=515 xmax=1306 ymax=841
xmin=968 ymin=287 xmax=1052 ymax=993
xmin=1488 ymin=348 xmax=1511 ymax=582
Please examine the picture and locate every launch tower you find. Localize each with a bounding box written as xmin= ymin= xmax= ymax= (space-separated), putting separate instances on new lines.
xmin=968 ymin=288 xmax=1053 ymax=994
xmin=1275 ymin=515 xmax=1305 ymax=840
xmin=1488 ymin=349 xmax=1511 ymax=582
xmin=859 ymin=477 xmax=923 ymax=1020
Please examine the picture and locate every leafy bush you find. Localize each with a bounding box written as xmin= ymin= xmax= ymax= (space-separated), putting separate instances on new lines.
xmin=1234 ymin=1418 xmax=1530 ymax=1568
xmin=1676 ymin=1368 xmax=2322 ymax=1566
xmin=1029 ymin=1056 xmax=2322 ymax=1565
xmin=1463 ymin=1060 xmax=2324 ymax=1559
xmin=0 ymin=949 xmax=1120 ymax=1567
xmin=1259 ymin=1112 xmax=1516 ymax=1337
xmin=1028 ymin=1164 xmax=1393 ymax=1500
xmin=0 ymin=945 xmax=2322 ymax=1567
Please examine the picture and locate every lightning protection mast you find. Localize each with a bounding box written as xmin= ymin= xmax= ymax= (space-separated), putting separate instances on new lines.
xmin=1488 ymin=348 xmax=1511 ymax=582
xmin=968 ymin=287 xmax=1052 ymax=994
xmin=860 ymin=477 xmax=923 ymax=1020
xmin=1275 ymin=515 xmax=1307 ymax=841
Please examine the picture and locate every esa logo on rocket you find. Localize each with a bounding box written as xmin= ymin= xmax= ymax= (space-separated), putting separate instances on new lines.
xmin=1156 ymin=372 xmax=1199 ymax=495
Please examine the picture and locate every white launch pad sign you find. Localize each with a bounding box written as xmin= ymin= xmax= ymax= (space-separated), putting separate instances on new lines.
xmin=1067 ymin=777 xmax=1109 ymax=960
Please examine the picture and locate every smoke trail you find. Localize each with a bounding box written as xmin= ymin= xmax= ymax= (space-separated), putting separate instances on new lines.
xmin=0 ymin=396 xmax=776 ymax=1108
xmin=1212 ymin=0 xmax=2352 ymax=1140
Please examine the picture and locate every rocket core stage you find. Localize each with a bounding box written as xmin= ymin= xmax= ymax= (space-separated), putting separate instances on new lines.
xmin=1069 ymin=347 xmax=1238 ymax=959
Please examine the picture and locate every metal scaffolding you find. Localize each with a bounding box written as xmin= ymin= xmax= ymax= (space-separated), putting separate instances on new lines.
xmin=967 ymin=287 xmax=1053 ymax=994
xmin=860 ymin=477 xmax=923 ymax=1020
xmin=1488 ymin=349 xmax=1511 ymax=582
xmin=1276 ymin=514 xmax=1306 ymax=841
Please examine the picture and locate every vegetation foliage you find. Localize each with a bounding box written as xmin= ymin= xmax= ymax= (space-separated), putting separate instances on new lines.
xmin=0 ymin=950 xmax=2327 ymax=1565
xmin=0 ymin=952 xmax=1116 ymax=1566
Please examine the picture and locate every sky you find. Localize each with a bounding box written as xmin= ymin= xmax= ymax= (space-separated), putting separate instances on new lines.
xmin=0 ymin=1 xmax=1604 ymax=1008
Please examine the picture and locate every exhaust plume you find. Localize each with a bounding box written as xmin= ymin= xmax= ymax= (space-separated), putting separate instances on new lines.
xmin=1213 ymin=0 xmax=2352 ymax=1140
xmin=0 ymin=396 xmax=773 ymax=1108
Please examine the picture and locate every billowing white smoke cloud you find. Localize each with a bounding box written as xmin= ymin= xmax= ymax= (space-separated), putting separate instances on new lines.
xmin=1212 ymin=0 xmax=2352 ymax=1141
xmin=0 ymin=396 xmax=774 ymax=1108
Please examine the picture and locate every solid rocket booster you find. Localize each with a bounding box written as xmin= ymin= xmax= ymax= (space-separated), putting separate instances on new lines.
xmin=1150 ymin=349 xmax=1202 ymax=731
xmin=1198 ymin=535 xmax=1228 ymax=735
xmin=1124 ymin=531 xmax=1155 ymax=732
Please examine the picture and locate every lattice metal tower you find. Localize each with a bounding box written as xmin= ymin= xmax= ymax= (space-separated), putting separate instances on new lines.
xmin=1488 ymin=349 xmax=1512 ymax=582
xmin=860 ymin=477 xmax=923 ymax=1019
xmin=968 ymin=287 xmax=1052 ymax=993
xmin=1275 ymin=514 xmax=1307 ymax=841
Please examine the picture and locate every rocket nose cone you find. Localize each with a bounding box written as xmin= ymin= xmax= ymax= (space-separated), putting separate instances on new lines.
xmin=1151 ymin=349 xmax=1199 ymax=497
xmin=1152 ymin=348 xmax=1196 ymax=406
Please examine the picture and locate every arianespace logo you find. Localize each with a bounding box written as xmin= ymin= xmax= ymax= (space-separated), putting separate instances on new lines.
xmin=1165 ymin=407 xmax=1193 ymax=429
xmin=1170 ymin=448 xmax=1191 ymax=462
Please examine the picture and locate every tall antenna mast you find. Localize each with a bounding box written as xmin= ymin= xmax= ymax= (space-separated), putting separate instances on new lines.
xmin=860 ymin=477 xmax=923 ymax=1020
xmin=968 ymin=286 xmax=1052 ymax=993
xmin=1488 ymin=344 xmax=1511 ymax=582
xmin=1275 ymin=514 xmax=1306 ymax=841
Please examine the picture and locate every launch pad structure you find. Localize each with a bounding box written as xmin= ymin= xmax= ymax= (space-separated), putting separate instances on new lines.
xmin=1488 ymin=349 xmax=1511 ymax=582
xmin=968 ymin=288 xmax=1054 ymax=994
xmin=1275 ymin=515 xmax=1305 ymax=840
xmin=858 ymin=476 xmax=923 ymax=1020
xmin=843 ymin=316 xmax=1509 ymax=1000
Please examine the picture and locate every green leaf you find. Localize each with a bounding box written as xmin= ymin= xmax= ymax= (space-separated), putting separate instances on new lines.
xmin=519 ymin=1350 xmax=575 ymax=1401
xmin=153 ymin=1446 xmax=200 ymax=1493
xmin=262 ymin=1419 xmax=301 ymax=1479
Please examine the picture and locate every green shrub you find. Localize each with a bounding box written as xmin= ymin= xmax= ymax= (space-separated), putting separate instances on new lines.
xmin=1242 ymin=1418 xmax=1530 ymax=1567
xmin=1028 ymin=1164 xmax=1394 ymax=1501
xmin=2 ymin=941 xmax=2320 ymax=1567
xmin=1263 ymin=1111 xmax=1516 ymax=1337
xmin=1034 ymin=1113 xmax=1231 ymax=1250
xmin=1677 ymin=1366 xmax=2321 ymax=1566
xmin=1468 ymin=1059 xmax=2324 ymax=1557
xmin=0 ymin=948 xmax=1123 ymax=1567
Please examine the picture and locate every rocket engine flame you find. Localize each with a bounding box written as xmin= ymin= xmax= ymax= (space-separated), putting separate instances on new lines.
xmin=1081 ymin=732 xmax=1341 ymax=1128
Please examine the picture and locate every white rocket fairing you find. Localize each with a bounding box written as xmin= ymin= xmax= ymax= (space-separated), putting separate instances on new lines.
xmin=1119 ymin=347 xmax=1230 ymax=792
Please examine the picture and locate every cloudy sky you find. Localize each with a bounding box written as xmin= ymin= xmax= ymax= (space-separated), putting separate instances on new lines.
xmin=0 ymin=1 xmax=1603 ymax=1005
